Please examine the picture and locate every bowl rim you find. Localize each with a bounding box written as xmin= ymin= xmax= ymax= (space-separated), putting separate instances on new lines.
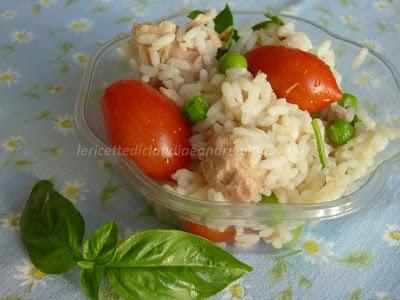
xmin=74 ymin=10 xmax=400 ymax=220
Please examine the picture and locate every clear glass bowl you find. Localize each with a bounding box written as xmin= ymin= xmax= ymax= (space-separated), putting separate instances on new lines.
xmin=74 ymin=11 xmax=400 ymax=247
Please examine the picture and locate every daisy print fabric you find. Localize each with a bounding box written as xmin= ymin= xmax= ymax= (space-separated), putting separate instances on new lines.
xmin=0 ymin=0 xmax=400 ymax=299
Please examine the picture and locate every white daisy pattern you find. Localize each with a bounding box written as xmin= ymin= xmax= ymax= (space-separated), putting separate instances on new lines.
xmin=131 ymin=6 xmax=146 ymax=17
xmin=1 ymin=136 xmax=23 ymax=152
xmin=0 ymin=9 xmax=16 ymax=19
xmin=15 ymin=259 xmax=50 ymax=289
xmin=39 ymin=0 xmax=57 ymax=7
xmin=281 ymin=6 xmax=298 ymax=16
xmin=353 ymin=71 xmax=380 ymax=88
xmin=361 ymin=39 xmax=383 ymax=52
xmin=72 ymin=52 xmax=89 ymax=65
xmin=300 ymin=235 xmax=334 ymax=265
xmin=376 ymin=291 xmax=393 ymax=300
xmin=222 ymin=278 xmax=252 ymax=300
xmin=373 ymin=1 xmax=387 ymax=10
xmin=383 ymin=224 xmax=400 ymax=247
xmin=340 ymin=15 xmax=356 ymax=25
xmin=9 ymin=30 xmax=35 ymax=44
xmin=53 ymin=113 xmax=74 ymax=135
xmin=1 ymin=213 xmax=21 ymax=231
xmin=61 ymin=180 xmax=88 ymax=202
xmin=0 ymin=69 xmax=21 ymax=87
xmin=67 ymin=18 xmax=93 ymax=33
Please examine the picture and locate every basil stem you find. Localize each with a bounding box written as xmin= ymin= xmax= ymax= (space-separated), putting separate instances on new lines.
xmin=311 ymin=119 xmax=329 ymax=168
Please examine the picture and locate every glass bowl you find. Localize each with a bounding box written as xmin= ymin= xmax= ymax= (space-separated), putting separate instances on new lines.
xmin=74 ymin=11 xmax=400 ymax=249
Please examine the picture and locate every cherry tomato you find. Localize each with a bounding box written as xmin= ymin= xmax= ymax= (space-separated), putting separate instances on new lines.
xmin=246 ymin=45 xmax=342 ymax=113
xmin=102 ymin=80 xmax=191 ymax=180
xmin=182 ymin=220 xmax=236 ymax=243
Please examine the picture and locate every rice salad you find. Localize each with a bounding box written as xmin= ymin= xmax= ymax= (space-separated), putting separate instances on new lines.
xmin=106 ymin=7 xmax=400 ymax=248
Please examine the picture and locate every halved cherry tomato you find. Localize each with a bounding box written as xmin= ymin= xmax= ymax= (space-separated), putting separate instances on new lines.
xmin=182 ymin=220 xmax=236 ymax=243
xmin=102 ymin=80 xmax=191 ymax=180
xmin=246 ymin=45 xmax=342 ymax=113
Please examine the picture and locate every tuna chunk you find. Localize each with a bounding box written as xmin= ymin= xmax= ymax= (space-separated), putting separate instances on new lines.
xmin=131 ymin=21 xmax=177 ymax=66
xmin=131 ymin=12 xmax=221 ymax=84
xmin=200 ymin=135 xmax=265 ymax=202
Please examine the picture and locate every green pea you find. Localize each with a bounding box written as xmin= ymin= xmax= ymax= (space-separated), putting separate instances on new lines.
xmin=338 ymin=93 xmax=358 ymax=108
xmin=327 ymin=119 xmax=355 ymax=146
xmin=218 ymin=52 xmax=248 ymax=73
xmin=183 ymin=95 xmax=209 ymax=124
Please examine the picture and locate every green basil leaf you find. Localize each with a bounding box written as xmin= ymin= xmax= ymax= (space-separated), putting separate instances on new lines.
xmin=260 ymin=193 xmax=279 ymax=204
xmin=107 ymin=230 xmax=252 ymax=299
xmin=216 ymin=27 xmax=235 ymax=60
xmin=82 ymin=221 xmax=118 ymax=265
xmin=20 ymin=180 xmax=85 ymax=274
xmin=80 ymin=267 xmax=103 ymax=300
xmin=187 ymin=10 xmax=204 ymax=19
xmin=214 ymin=4 xmax=233 ymax=34
xmin=232 ymin=28 xmax=239 ymax=41
xmin=252 ymin=12 xmax=284 ymax=31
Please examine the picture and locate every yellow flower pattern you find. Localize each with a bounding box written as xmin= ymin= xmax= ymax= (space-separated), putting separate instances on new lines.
xmin=9 ymin=30 xmax=34 ymax=43
xmin=61 ymin=180 xmax=88 ymax=202
xmin=53 ymin=114 xmax=74 ymax=135
xmin=72 ymin=52 xmax=89 ymax=65
xmin=67 ymin=18 xmax=93 ymax=32
xmin=1 ymin=136 xmax=23 ymax=152
xmin=0 ymin=69 xmax=20 ymax=86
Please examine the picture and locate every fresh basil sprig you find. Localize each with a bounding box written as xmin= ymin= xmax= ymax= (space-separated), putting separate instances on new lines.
xmin=187 ymin=10 xmax=204 ymax=19
xmin=214 ymin=4 xmax=234 ymax=34
xmin=252 ymin=12 xmax=284 ymax=31
xmin=213 ymin=4 xmax=239 ymax=60
xmin=21 ymin=180 xmax=252 ymax=300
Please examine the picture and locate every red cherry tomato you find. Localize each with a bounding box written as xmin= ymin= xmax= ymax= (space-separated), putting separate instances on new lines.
xmin=102 ymin=80 xmax=191 ymax=180
xmin=183 ymin=220 xmax=236 ymax=243
xmin=246 ymin=45 xmax=342 ymax=113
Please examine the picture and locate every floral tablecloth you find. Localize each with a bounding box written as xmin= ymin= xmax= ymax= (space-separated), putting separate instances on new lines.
xmin=0 ymin=0 xmax=400 ymax=299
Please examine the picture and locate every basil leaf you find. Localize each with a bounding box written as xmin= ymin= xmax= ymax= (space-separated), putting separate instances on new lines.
xmin=80 ymin=267 xmax=103 ymax=300
xmin=107 ymin=230 xmax=252 ymax=299
xmin=260 ymin=193 xmax=279 ymax=204
xmin=187 ymin=10 xmax=204 ymax=19
xmin=252 ymin=12 xmax=284 ymax=31
xmin=232 ymin=28 xmax=239 ymax=41
xmin=214 ymin=4 xmax=233 ymax=34
xmin=216 ymin=27 xmax=235 ymax=60
xmin=82 ymin=221 xmax=118 ymax=265
xmin=20 ymin=180 xmax=85 ymax=274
